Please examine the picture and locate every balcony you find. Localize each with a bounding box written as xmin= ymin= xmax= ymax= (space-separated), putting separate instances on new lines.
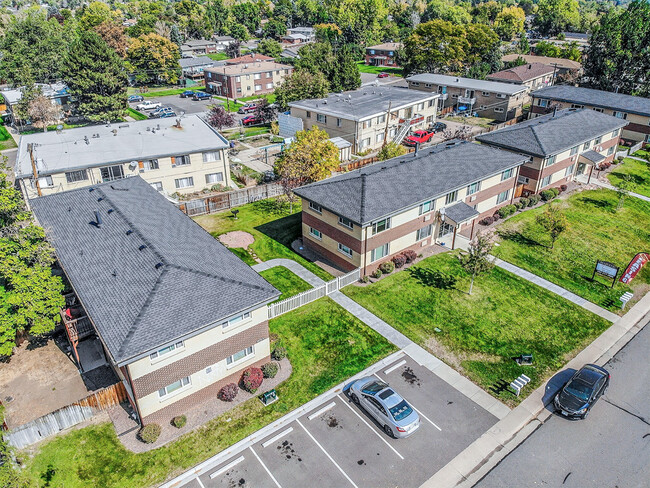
xmin=458 ymin=96 xmax=476 ymax=105
xmin=438 ymin=93 xmax=448 ymax=101
xmin=398 ymin=114 xmax=425 ymax=126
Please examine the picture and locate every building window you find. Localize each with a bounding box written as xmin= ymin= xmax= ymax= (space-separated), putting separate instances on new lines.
xmin=376 ymin=133 xmax=384 ymax=143
xmin=594 ymin=136 xmax=602 ymax=145
xmin=418 ymin=102 xmax=425 ymax=110
xmin=565 ymin=164 xmax=575 ymax=177
xmin=338 ymin=216 xmax=353 ymax=229
xmin=308 ymin=201 xmax=322 ymax=213
xmin=363 ymin=119 xmax=372 ymax=129
xmin=419 ymin=200 xmax=434 ymax=215
xmin=203 ymin=151 xmax=221 ymax=162
xmin=592 ymin=107 xmax=603 ymax=113
xmin=537 ymin=99 xmax=548 ymax=107
xmin=255 ymin=84 xmax=262 ymax=91
xmin=158 ymin=376 xmax=191 ymax=398
xmin=175 ymin=176 xmax=194 ymax=189
xmin=316 ymin=113 xmax=327 ymax=124
xmin=428 ymin=100 xmax=435 ymax=107
xmin=501 ymin=168 xmax=514 ymax=180
xmin=65 ymin=169 xmax=88 ymax=183
xmin=583 ymin=140 xmax=591 ymax=150
xmin=226 ymin=346 xmax=254 ymax=366
xmin=424 ymin=83 xmax=432 ymax=88
xmin=338 ymin=243 xmax=353 ymax=258
xmin=237 ymin=88 xmax=242 ymax=94
xmin=254 ymin=73 xmax=261 ymax=80
xmin=267 ymin=72 xmax=272 ymax=77
xmin=467 ymin=181 xmax=481 ymax=195
xmin=336 ymin=118 xmax=342 ymax=127
xmin=496 ymin=189 xmax=510 ymax=204
xmin=266 ymin=83 xmax=273 ymax=89
xmin=445 ymin=191 xmax=458 ymax=204
xmin=541 ymin=175 xmax=552 ymax=187
xmin=140 ymin=159 xmax=159 ymax=171
xmin=306 ymin=111 xmax=311 ymax=118
xmin=150 ymin=340 xmax=185 ymax=361
xmin=438 ymin=222 xmax=454 ymax=238
xmin=518 ymin=175 xmax=529 ymax=185
xmin=222 ymin=311 xmax=251 ymax=329
xmin=32 ymin=175 xmax=54 ymax=188
xmin=411 ymin=82 xmax=420 ymax=87
xmin=451 ymin=94 xmax=458 ymax=99
xmin=172 ymin=155 xmax=190 ymax=167
xmin=417 ymin=224 xmax=432 ymax=241
xmin=309 ymin=227 xmax=322 ymax=240
xmin=235 ymin=76 xmax=241 ymax=82
xmin=495 ymin=93 xmax=506 ymax=99
xmin=545 ymin=155 xmax=557 ymax=167
xmin=99 ymin=165 xmax=124 ymax=182
xmin=612 ymin=129 xmax=620 ymax=138
xmin=371 ymin=243 xmax=389 ymax=262
xmin=570 ymin=104 xmax=584 ymax=109
xmin=607 ymin=146 xmax=615 ymax=155
xmin=613 ymin=111 xmax=627 ymax=119
xmin=377 ymin=114 xmax=386 ymax=124
xmin=151 ymin=182 xmax=163 ymax=191
xmin=360 ymin=137 xmax=371 ymax=148
xmin=494 ymin=107 xmax=505 ymax=113
xmin=481 ymin=91 xmax=490 ymax=97
xmin=570 ymin=145 xmax=579 ymax=156
xmin=372 ymin=218 xmax=390 ymax=235
xmin=479 ymin=105 xmax=487 ymax=110
xmin=205 ymin=172 xmax=224 ymax=184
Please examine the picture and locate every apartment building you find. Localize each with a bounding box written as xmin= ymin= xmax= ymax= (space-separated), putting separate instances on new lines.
xmin=288 ymin=86 xmax=439 ymax=153
xmin=406 ymin=74 xmax=528 ymax=121
xmin=294 ymin=141 xmax=527 ymax=275
xmin=31 ymin=177 xmax=280 ymax=425
xmin=204 ymin=61 xmax=293 ymax=98
xmin=487 ymin=63 xmax=555 ymax=93
xmin=365 ymin=43 xmax=402 ymax=67
xmin=500 ymin=54 xmax=582 ymax=76
xmin=530 ymin=85 xmax=650 ymax=145
xmin=14 ymin=115 xmax=232 ymax=200
xmin=476 ymin=108 xmax=628 ymax=194
xmin=225 ymin=54 xmax=274 ymax=65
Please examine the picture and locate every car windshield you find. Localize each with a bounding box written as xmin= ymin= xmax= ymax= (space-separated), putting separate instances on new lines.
xmin=565 ymin=380 xmax=592 ymax=401
xmin=361 ymin=380 xmax=388 ymax=395
xmin=389 ymin=400 xmax=413 ymax=421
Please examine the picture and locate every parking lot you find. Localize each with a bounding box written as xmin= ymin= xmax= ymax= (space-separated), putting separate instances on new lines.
xmin=129 ymin=95 xmax=249 ymax=124
xmin=179 ymin=356 xmax=498 ymax=488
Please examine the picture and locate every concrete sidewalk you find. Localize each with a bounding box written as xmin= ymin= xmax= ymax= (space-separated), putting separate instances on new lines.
xmin=252 ymin=258 xmax=325 ymax=287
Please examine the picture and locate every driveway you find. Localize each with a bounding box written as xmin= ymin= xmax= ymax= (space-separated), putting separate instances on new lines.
xmin=360 ymin=73 xmax=408 ymax=88
xmin=129 ymin=95 xmax=250 ymax=124
xmin=178 ymin=356 xmax=498 ymax=488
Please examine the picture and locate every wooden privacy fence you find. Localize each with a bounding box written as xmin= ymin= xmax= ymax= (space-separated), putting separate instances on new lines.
xmin=268 ymin=268 xmax=360 ymax=319
xmin=178 ymin=183 xmax=283 ymax=217
xmin=3 ymin=382 xmax=128 ymax=449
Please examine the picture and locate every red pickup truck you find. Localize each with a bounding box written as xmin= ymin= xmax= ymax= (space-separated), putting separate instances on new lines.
xmin=403 ymin=130 xmax=435 ymax=146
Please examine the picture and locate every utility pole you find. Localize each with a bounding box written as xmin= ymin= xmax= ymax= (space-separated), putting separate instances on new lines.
xmin=28 ymin=143 xmax=42 ymax=197
xmin=382 ymin=100 xmax=392 ymax=148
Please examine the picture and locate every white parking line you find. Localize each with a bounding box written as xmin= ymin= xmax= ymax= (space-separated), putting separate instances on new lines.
xmin=196 ymin=477 xmax=206 ymax=488
xmin=337 ymin=394 xmax=404 ymax=460
xmin=261 ymin=427 xmax=294 ymax=448
xmin=308 ymin=401 xmax=337 ymax=420
xmin=384 ymin=359 xmax=407 ymax=375
xmin=209 ymin=456 xmax=245 ymax=479
xmin=296 ymin=419 xmax=359 ymax=488
xmin=249 ymin=446 xmax=282 ymax=488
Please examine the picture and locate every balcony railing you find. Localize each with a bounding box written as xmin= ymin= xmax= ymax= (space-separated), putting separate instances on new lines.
xmin=458 ymin=96 xmax=476 ymax=105
xmin=398 ymin=114 xmax=425 ymax=126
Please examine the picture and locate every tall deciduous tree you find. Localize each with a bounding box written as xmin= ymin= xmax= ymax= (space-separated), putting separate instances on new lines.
xmin=254 ymin=99 xmax=277 ymax=124
xmin=377 ymin=142 xmax=407 ymax=161
xmin=63 ymin=31 xmax=127 ymax=122
xmin=296 ymin=42 xmax=360 ymax=92
xmin=535 ymin=0 xmax=580 ymax=36
xmin=494 ymin=6 xmax=525 ymax=41
xmin=459 ymin=232 xmax=494 ymax=295
xmin=231 ymin=2 xmax=261 ymax=35
xmin=93 ymin=21 xmax=128 ymax=58
xmin=128 ymin=33 xmax=181 ymax=85
xmin=257 ymin=39 xmax=283 ymax=58
xmin=27 ymin=95 xmax=61 ymax=132
xmin=274 ymin=69 xmax=330 ymax=111
xmin=536 ymin=203 xmax=568 ymax=249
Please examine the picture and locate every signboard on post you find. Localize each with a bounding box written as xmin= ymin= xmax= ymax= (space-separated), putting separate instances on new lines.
xmin=592 ymin=260 xmax=619 ymax=287
xmin=620 ymin=252 xmax=650 ymax=284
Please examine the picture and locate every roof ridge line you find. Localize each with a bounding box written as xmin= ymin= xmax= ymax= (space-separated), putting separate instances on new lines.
xmin=167 ymin=264 xmax=271 ymax=292
xmin=529 ymin=124 xmax=547 ymax=155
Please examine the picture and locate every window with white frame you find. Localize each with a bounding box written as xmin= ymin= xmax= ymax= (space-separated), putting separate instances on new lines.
xmin=308 ymin=201 xmax=322 ymax=213
xmin=175 ymin=177 xmax=194 ymax=189
xmin=338 ymin=216 xmax=353 ymax=229
xmin=226 ymin=346 xmax=254 ymax=366
xmin=501 ymin=167 xmax=514 ymax=180
xmin=565 ymin=164 xmax=575 ymax=177
xmin=418 ymin=102 xmax=425 ymax=110
xmin=172 ymin=155 xmax=190 ymax=167
xmin=496 ymin=93 xmax=506 ymax=99
xmin=411 ymin=82 xmax=420 ymax=87
xmin=266 ymin=71 xmax=272 ymax=77
xmin=583 ymin=140 xmax=591 ymax=150
xmin=254 ymin=73 xmax=261 ymax=80
xmin=363 ymin=119 xmax=372 ymax=129
xmin=541 ymin=175 xmax=552 ymax=187
xmin=518 ymin=175 xmax=529 ymax=184
xmin=494 ymin=107 xmax=505 ymax=113
xmin=158 ymin=376 xmax=191 ymax=398
xmin=65 ymin=169 xmax=88 ymax=183
xmin=150 ymin=340 xmax=184 ymax=360
xmin=538 ymin=99 xmax=548 ymax=107
xmin=203 ymin=151 xmax=221 ymax=162
xmin=371 ymin=243 xmax=389 ymax=262
xmin=611 ymin=128 xmax=620 ymax=138
xmin=266 ymin=83 xmax=273 ymax=89
xmin=222 ymin=311 xmax=251 ymax=329
xmin=428 ymin=100 xmax=435 ymax=107
xmin=338 ymin=242 xmax=353 ymax=257
xmin=235 ymin=76 xmax=241 ymax=82
xmin=151 ymin=182 xmax=163 ymax=191
xmin=376 ymin=133 xmax=384 ymax=143
xmin=445 ymin=190 xmax=458 ymax=204
xmin=360 ymin=137 xmax=371 ymax=148
xmin=545 ymin=155 xmax=557 ymax=167
xmin=140 ymin=159 xmax=159 ymax=171
xmin=309 ymin=227 xmax=322 ymax=240
xmin=479 ymin=105 xmax=487 ymax=110
xmin=592 ymin=107 xmax=603 ymax=112
xmin=570 ymin=145 xmax=579 ymax=156
xmin=419 ymin=200 xmax=434 ymax=214
xmin=417 ymin=224 xmax=432 ymax=240
xmin=372 ymin=218 xmax=390 ymax=235
xmin=316 ymin=113 xmax=327 ymax=123
xmin=255 ymin=84 xmax=262 ymax=91
xmin=100 ymin=165 xmax=124 ymax=182
xmin=594 ymin=136 xmax=602 ymax=145
xmin=467 ymin=181 xmax=481 ymax=195
xmin=205 ymin=172 xmax=224 ymax=184
xmin=570 ymin=104 xmax=584 ymax=109
xmin=607 ymin=146 xmax=615 ymax=155
xmin=377 ymin=114 xmax=386 ymax=124
xmin=496 ymin=189 xmax=510 ymax=204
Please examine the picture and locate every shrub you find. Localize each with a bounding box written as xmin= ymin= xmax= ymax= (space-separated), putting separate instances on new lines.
xmin=497 ymin=204 xmax=517 ymax=218
xmin=138 ymin=424 xmax=161 ymax=444
xmin=172 ymin=415 xmax=187 ymax=428
xmin=540 ymin=190 xmax=555 ymax=201
xmin=492 ymin=212 xmax=501 ymax=221
xmin=519 ymin=197 xmax=529 ymax=207
xmin=550 ymin=187 xmax=559 ymax=197
xmin=241 ymin=367 xmax=264 ymax=393
xmin=514 ymin=202 xmax=524 ymax=211
xmin=219 ymin=383 xmax=239 ymax=401
xmin=361 ymin=275 xmax=370 ymax=283
xmin=402 ymin=249 xmax=418 ymax=263
xmin=392 ymin=254 xmax=406 ymax=268
xmin=528 ymin=194 xmax=541 ymax=206
xmin=560 ymin=184 xmax=567 ymax=192
xmin=379 ymin=261 xmax=395 ymax=274
xmin=479 ymin=216 xmax=494 ymax=225
xmin=261 ymin=362 xmax=279 ymax=379
xmin=372 ymin=268 xmax=382 ymax=279
xmin=271 ymin=345 xmax=287 ymax=360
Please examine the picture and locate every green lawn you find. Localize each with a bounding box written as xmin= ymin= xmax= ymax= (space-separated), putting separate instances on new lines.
xmin=207 ymin=52 xmax=228 ymax=61
xmin=127 ymin=86 xmax=207 ymax=98
xmin=632 ymin=149 xmax=649 ymax=158
xmin=608 ymin=156 xmax=650 ymax=197
xmin=23 ymin=298 xmax=396 ymax=487
xmin=126 ymin=107 xmax=148 ymax=121
xmin=228 ymin=247 xmax=257 ymax=265
xmin=343 ymin=253 xmax=611 ymax=405
xmin=0 ymin=125 xmax=16 ymax=150
xmin=494 ymin=189 xmax=650 ymax=311
xmin=356 ymin=61 xmax=404 ymax=77
xmin=259 ymin=266 xmax=313 ymax=302
xmin=194 ymin=199 xmax=333 ymax=281
xmin=210 ymin=96 xmax=243 ymax=113
xmin=223 ymin=124 xmax=272 ymax=140
xmin=239 ymin=94 xmax=276 ymax=103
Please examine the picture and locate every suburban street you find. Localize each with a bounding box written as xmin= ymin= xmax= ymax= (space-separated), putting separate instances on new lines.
xmin=476 ymin=320 xmax=650 ymax=488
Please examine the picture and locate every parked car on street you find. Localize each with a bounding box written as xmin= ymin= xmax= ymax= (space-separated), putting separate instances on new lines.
xmin=192 ymin=91 xmax=212 ymax=101
xmin=430 ymin=121 xmax=447 ymax=133
xmin=136 ymin=100 xmax=162 ymax=111
xmin=180 ymin=90 xmax=195 ymax=98
xmin=128 ymin=95 xmax=144 ymax=103
xmin=238 ymin=103 xmax=258 ymax=114
xmin=554 ymin=364 xmax=610 ymax=419
xmin=349 ymin=377 xmax=420 ymax=438
xmin=403 ymin=130 xmax=435 ymax=146
xmin=242 ymin=115 xmax=261 ymax=126
xmin=377 ymin=72 xmax=389 ymax=78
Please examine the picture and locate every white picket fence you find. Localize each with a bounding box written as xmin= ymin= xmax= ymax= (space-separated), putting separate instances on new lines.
xmin=268 ymin=268 xmax=360 ymax=319
xmin=616 ymin=141 xmax=644 ymax=160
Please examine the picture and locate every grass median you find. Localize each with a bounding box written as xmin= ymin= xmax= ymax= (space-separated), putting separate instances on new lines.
xmin=608 ymin=156 xmax=650 ymax=198
xmin=259 ymin=266 xmax=313 ymax=302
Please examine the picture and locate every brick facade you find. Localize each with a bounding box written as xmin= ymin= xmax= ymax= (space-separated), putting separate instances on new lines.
xmin=303 ymin=212 xmax=362 ymax=253
xmin=303 ymin=237 xmax=358 ymax=272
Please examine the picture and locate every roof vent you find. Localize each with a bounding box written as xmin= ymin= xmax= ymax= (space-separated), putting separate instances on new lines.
xmin=118 ymin=124 xmax=129 ymax=129
xmin=107 ymin=208 xmax=114 ymax=214
xmin=111 ymin=270 xmax=117 ymax=277
xmin=156 ymin=124 xmax=160 ymax=130
xmin=94 ymin=211 xmax=102 ymax=228
xmin=455 ymin=78 xmax=459 ymax=82
xmin=112 ymin=129 xmax=118 ymax=136
xmin=89 ymin=188 xmax=95 ymax=192
xmin=126 ymin=229 xmax=133 ymax=235
xmin=138 ymin=245 xmax=147 ymax=251
xmin=155 ymin=262 xmax=164 ymax=269
xmin=92 ymin=133 xmax=100 ymax=138
xmin=146 ymin=127 xmax=151 ymax=131
xmin=84 ymin=136 xmax=89 ymax=145
xmin=97 ymin=197 xmax=103 ymax=202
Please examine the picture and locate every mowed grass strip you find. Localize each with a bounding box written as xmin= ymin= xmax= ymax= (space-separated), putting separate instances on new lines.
xmin=494 ymin=189 xmax=650 ymax=311
xmin=259 ymin=266 xmax=313 ymax=302
xmin=194 ymin=199 xmax=333 ymax=281
xmin=24 ymin=298 xmax=396 ymax=487
xmin=608 ymin=156 xmax=650 ymax=198
xmin=343 ymin=253 xmax=611 ymax=405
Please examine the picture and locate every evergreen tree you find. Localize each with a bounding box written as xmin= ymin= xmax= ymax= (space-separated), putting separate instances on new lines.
xmin=334 ymin=45 xmax=361 ymax=91
xmin=170 ymin=24 xmax=183 ymax=48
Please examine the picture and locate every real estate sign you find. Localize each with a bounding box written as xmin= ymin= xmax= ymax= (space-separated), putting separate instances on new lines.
xmin=619 ymin=252 xmax=650 ymax=284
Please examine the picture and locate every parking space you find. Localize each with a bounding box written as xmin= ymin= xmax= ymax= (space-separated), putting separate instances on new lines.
xmin=129 ymin=95 xmax=252 ymax=125
xmin=181 ymin=355 xmax=499 ymax=488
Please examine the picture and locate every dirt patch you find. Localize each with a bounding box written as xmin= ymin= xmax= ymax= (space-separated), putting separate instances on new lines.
xmin=424 ymin=336 xmax=462 ymax=370
xmin=218 ymin=231 xmax=255 ymax=249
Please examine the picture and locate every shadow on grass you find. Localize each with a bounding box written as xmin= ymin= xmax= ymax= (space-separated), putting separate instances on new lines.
xmin=543 ymin=368 xmax=576 ymax=412
xmin=577 ymin=195 xmax=614 ymax=211
xmin=489 ymin=379 xmax=512 ymax=397
xmin=610 ymin=171 xmax=648 ymax=187
xmin=497 ymin=229 xmax=544 ymax=248
xmin=255 ymin=212 xmax=302 ymax=249
xmin=406 ymin=267 xmax=457 ymax=289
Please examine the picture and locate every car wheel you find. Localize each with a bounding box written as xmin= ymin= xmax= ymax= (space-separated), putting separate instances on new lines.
xmin=383 ymin=425 xmax=393 ymax=438
xmin=350 ymin=393 xmax=360 ymax=405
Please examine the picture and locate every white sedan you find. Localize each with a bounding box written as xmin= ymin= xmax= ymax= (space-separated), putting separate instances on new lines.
xmin=136 ymin=100 xmax=162 ymax=111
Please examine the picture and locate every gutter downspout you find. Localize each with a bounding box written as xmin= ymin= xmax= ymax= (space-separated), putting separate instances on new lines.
xmin=360 ymin=174 xmax=368 ymax=277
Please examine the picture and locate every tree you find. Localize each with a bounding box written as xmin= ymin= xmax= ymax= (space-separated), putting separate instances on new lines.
xmin=231 ymin=2 xmax=261 ymax=35
xmin=27 ymin=95 xmax=61 ymax=132
xmin=78 ymin=0 xmax=116 ymax=31
xmin=536 ymin=203 xmax=568 ymax=249
xmin=459 ymin=232 xmax=494 ymax=295
xmin=257 ymin=39 xmax=282 ymax=58
xmin=296 ymin=42 xmax=360 ymax=92
xmin=93 ymin=21 xmax=128 ymax=58
xmin=275 ymin=127 xmax=339 ymax=212
xmin=262 ymin=18 xmax=287 ymax=40
xmin=518 ymin=35 xmax=530 ymax=55
xmin=535 ymin=0 xmax=580 ymax=36
xmin=614 ymin=174 xmax=633 ymax=211
xmin=255 ymin=99 xmax=277 ymax=124
xmin=534 ymin=40 xmax=561 ymax=58
xmin=128 ymin=33 xmax=181 ymax=85
xmin=377 ymin=142 xmax=407 ymax=161
xmin=205 ymin=0 xmax=230 ymax=35
xmin=207 ymin=105 xmax=235 ymax=130
xmin=423 ymin=0 xmax=472 ymax=25
xmin=494 ymin=6 xmax=525 ymax=41
xmin=330 ymin=0 xmax=389 ymax=45
xmin=274 ymin=69 xmax=330 ymax=111
xmin=226 ymin=39 xmax=242 ymax=58
xmin=170 ymin=23 xmax=183 ymax=48
xmin=63 ymin=31 xmax=127 ymax=122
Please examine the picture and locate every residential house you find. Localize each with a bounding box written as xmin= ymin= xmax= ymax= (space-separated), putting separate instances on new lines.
xmin=487 ymin=63 xmax=555 ymax=94
xmin=180 ymin=56 xmax=226 ymax=85
xmin=214 ymin=35 xmax=236 ymax=51
xmin=30 ymin=176 xmax=280 ymax=426
xmin=225 ymin=54 xmax=275 ymax=65
xmin=476 ymin=108 xmax=628 ymax=194
xmin=14 ymin=115 xmax=233 ymax=200
xmin=282 ymin=33 xmax=307 ymax=44
xmin=294 ymin=141 xmax=528 ymax=275
xmin=365 ymin=43 xmax=402 ymax=67
xmin=286 ymin=26 xmax=315 ymax=42
xmin=280 ymin=45 xmax=302 ymax=60
xmin=530 ymin=85 xmax=650 ymax=145
xmin=204 ymin=61 xmax=293 ymax=98
xmin=181 ymin=39 xmax=218 ymax=57
xmin=406 ymin=74 xmax=528 ymax=121
xmin=500 ymin=54 xmax=582 ymax=77
xmin=2 ymin=82 xmax=75 ymax=127
xmin=288 ymin=86 xmax=439 ymax=153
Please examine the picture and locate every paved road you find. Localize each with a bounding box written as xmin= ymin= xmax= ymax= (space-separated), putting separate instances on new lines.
xmin=475 ymin=320 xmax=650 ymax=488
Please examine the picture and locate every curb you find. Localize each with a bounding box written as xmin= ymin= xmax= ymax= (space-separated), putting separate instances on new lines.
xmin=420 ymin=292 xmax=650 ymax=488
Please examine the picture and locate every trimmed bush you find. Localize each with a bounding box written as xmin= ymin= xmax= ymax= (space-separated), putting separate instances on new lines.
xmin=479 ymin=216 xmax=494 ymax=225
xmin=372 ymin=268 xmax=382 ymax=279
xmin=514 ymin=202 xmax=524 ymax=211
xmin=261 ymin=362 xmax=279 ymax=379
xmin=528 ymin=194 xmax=541 ymax=206
xmin=241 ymin=367 xmax=264 ymax=393
xmin=172 ymin=415 xmax=187 ymax=429
xmin=402 ymin=249 xmax=418 ymax=263
xmin=392 ymin=254 xmax=406 ymax=268
xmin=219 ymin=383 xmax=239 ymax=402
xmin=361 ymin=275 xmax=370 ymax=283
xmin=560 ymin=184 xmax=568 ymax=192
xmin=492 ymin=212 xmax=501 ymax=221
xmin=497 ymin=204 xmax=517 ymax=218
xmin=519 ymin=197 xmax=529 ymax=207
xmin=138 ymin=423 xmax=161 ymax=444
xmin=550 ymin=188 xmax=559 ymax=197
xmin=540 ymin=190 xmax=555 ymax=201
xmin=271 ymin=345 xmax=287 ymax=360
xmin=379 ymin=261 xmax=395 ymax=274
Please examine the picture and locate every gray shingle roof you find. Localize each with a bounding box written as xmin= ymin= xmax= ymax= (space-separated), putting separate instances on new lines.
xmin=406 ymin=74 xmax=528 ymax=96
xmin=531 ymin=85 xmax=650 ymax=117
xmin=294 ymin=141 xmax=527 ymax=225
xmin=31 ymin=177 xmax=279 ymax=365
xmin=580 ymin=150 xmax=605 ymax=163
xmin=444 ymin=201 xmax=479 ymax=224
xmin=475 ymin=108 xmax=628 ymax=158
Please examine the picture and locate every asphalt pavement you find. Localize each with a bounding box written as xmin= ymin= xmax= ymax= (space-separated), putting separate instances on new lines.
xmin=475 ymin=320 xmax=650 ymax=488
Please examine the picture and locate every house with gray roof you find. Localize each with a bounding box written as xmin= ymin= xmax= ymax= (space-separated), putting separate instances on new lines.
xmin=406 ymin=73 xmax=528 ymax=121
xmin=31 ymin=176 xmax=279 ymax=425
xmin=477 ymin=108 xmax=628 ymax=193
xmin=1 ymin=82 xmax=75 ymax=128
xmin=487 ymin=63 xmax=555 ymax=93
xmin=294 ymin=140 xmax=527 ymax=275
xmin=179 ymin=56 xmax=226 ymax=82
xmin=530 ymin=85 xmax=650 ymax=145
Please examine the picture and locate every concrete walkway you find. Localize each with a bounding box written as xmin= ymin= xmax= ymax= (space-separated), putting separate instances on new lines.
xmin=252 ymin=258 xmax=325 ymax=287
xmin=494 ymin=258 xmax=620 ymax=322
